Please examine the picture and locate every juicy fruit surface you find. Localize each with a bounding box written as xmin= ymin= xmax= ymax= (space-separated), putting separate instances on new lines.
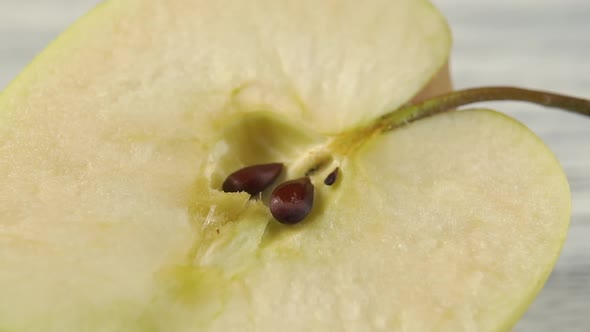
xmin=199 ymin=110 xmax=569 ymax=332
xmin=0 ymin=109 xmax=570 ymax=331
xmin=349 ymin=111 xmax=569 ymax=331
xmin=0 ymin=0 xmax=570 ymax=331
xmin=0 ymin=0 xmax=450 ymax=134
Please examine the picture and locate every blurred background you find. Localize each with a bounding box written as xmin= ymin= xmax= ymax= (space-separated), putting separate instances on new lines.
xmin=0 ymin=1 xmax=588 ymax=330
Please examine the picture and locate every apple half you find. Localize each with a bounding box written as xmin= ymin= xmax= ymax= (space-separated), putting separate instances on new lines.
xmin=0 ymin=0 xmax=583 ymax=331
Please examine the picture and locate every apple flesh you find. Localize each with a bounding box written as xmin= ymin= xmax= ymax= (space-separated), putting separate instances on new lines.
xmin=0 ymin=0 xmax=575 ymax=331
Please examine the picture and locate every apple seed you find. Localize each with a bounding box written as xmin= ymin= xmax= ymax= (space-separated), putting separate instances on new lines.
xmin=270 ymin=177 xmax=315 ymax=224
xmin=222 ymin=163 xmax=283 ymax=196
xmin=324 ymin=167 xmax=339 ymax=186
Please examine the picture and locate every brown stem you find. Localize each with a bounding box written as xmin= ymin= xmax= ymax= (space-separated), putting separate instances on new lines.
xmin=378 ymin=87 xmax=590 ymax=132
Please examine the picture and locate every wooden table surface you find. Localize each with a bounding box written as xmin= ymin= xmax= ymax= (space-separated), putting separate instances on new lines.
xmin=1 ymin=1 xmax=588 ymax=331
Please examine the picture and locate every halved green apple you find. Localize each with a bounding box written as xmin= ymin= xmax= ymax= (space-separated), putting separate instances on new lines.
xmin=0 ymin=0 xmax=585 ymax=331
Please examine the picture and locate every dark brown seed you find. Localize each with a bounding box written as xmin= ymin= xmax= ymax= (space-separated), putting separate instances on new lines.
xmin=323 ymin=167 xmax=339 ymax=186
xmin=269 ymin=177 xmax=314 ymax=224
xmin=222 ymin=163 xmax=283 ymax=196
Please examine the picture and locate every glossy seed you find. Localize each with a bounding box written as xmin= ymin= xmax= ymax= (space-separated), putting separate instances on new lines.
xmin=222 ymin=163 xmax=283 ymax=196
xmin=323 ymin=167 xmax=339 ymax=186
xmin=269 ymin=177 xmax=314 ymax=224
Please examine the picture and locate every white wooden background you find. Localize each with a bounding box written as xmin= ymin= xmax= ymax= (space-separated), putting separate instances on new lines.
xmin=0 ymin=1 xmax=588 ymax=331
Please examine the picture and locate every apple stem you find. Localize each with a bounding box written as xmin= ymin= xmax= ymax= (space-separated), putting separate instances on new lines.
xmin=377 ymin=86 xmax=590 ymax=132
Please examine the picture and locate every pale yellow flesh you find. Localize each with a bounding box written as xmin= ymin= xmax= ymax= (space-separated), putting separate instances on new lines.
xmin=0 ymin=0 xmax=569 ymax=331
xmin=182 ymin=110 xmax=568 ymax=332
xmin=0 ymin=0 xmax=450 ymax=134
